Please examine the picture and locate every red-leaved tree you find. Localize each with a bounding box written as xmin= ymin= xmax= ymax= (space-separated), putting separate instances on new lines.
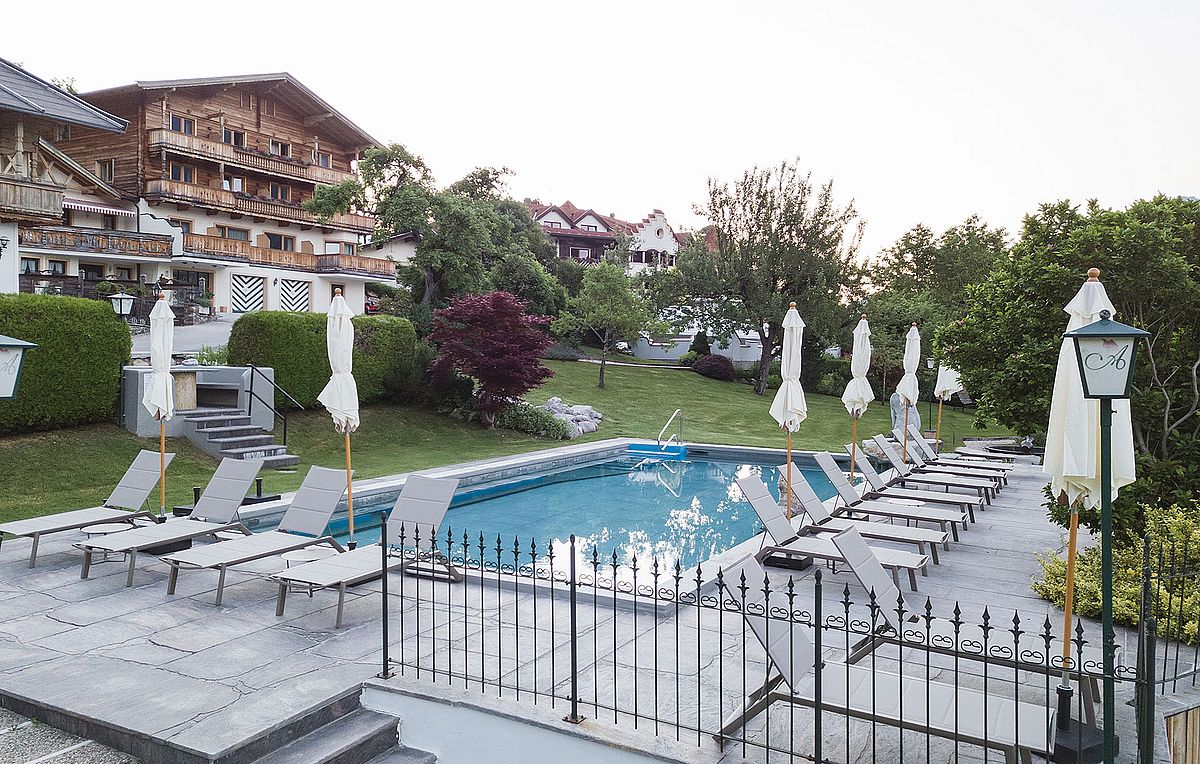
xmin=429 ymin=291 xmax=555 ymax=428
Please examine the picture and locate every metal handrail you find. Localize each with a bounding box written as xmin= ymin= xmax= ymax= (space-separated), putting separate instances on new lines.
xmin=657 ymin=408 xmax=683 ymax=451
xmin=246 ymin=364 xmax=305 ymax=446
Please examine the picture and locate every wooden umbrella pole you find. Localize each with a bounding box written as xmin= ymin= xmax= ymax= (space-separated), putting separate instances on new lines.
xmin=935 ymin=397 xmax=945 ymax=454
xmin=849 ymin=415 xmax=858 ymax=481
xmin=345 ymin=430 xmax=355 ymax=548
xmin=159 ymin=417 xmax=166 ymax=518
xmin=785 ymin=430 xmax=793 ymax=520
xmin=1061 ymin=503 xmax=1080 ymax=682
xmin=902 ymin=406 xmax=910 ymax=462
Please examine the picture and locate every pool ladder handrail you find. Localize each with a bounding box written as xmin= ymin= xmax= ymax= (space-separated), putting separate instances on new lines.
xmin=657 ymin=408 xmax=683 ymax=452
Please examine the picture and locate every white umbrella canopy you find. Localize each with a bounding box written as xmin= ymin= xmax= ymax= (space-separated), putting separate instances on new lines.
xmin=1044 ymin=272 xmax=1137 ymax=509
xmin=933 ymin=366 xmax=964 ymax=401
xmin=141 ymin=296 xmax=175 ymax=421
xmin=317 ymin=293 xmax=360 ymax=433
xmin=895 ymin=323 xmax=922 ymax=405
xmin=841 ymin=316 xmax=874 ymax=417
xmin=769 ymin=304 xmax=808 ymax=432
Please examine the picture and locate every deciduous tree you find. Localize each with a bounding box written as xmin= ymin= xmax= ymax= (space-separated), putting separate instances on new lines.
xmin=554 ymin=262 xmax=657 ymax=388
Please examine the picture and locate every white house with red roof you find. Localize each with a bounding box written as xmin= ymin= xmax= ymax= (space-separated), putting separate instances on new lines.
xmin=524 ymin=200 xmax=682 ymax=274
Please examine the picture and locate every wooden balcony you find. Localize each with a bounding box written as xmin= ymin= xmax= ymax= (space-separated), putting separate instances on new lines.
xmin=0 ymin=176 xmax=63 ymax=224
xmin=19 ymin=226 xmax=174 ymax=258
xmin=184 ymin=233 xmax=394 ymax=277
xmin=148 ymin=129 xmax=355 ymax=187
xmin=146 ymin=179 xmax=374 ymax=233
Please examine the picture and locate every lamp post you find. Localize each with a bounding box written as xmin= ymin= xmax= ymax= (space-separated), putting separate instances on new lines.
xmin=0 ymin=335 xmax=37 ymax=399
xmin=108 ymin=291 xmax=135 ymax=320
xmin=1064 ymin=309 xmax=1149 ymax=763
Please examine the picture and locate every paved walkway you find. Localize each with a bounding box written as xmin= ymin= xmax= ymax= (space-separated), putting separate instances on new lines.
xmin=130 ymin=319 xmax=232 ymax=356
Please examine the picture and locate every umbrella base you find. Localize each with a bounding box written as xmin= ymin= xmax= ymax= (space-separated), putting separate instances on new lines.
xmin=1052 ymin=718 xmax=1109 ymax=763
xmin=762 ymin=553 xmax=813 ymax=571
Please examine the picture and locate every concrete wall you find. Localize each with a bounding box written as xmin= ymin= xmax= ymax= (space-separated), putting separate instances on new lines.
xmin=121 ymin=365 xmax=275 ymax=437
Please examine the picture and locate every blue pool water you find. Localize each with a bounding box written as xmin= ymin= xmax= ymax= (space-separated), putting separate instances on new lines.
xmin=332 ymin=456 xmax=835 ymax=570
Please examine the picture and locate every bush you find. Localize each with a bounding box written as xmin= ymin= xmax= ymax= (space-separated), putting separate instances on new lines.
xmin=1034 ymin=502 xmax=1200 ymax=644
xmin=0 ymin=294 xmax=131 ymax=434
xmin=227 ymin=311 xmax=415 ymax=408
xmin=429 ymin=372 xmax=475 ymax=415
xmin=688 ymin=330 xmax=712 ymax=356
xmin=392 ymin=338 xmax=436 ymax=403
xmin=741 ymin=359 xmax=782 ymax=383
xmin=494 ymin=403 xmax=570 ymax=439
xmin=692 ymin=353 xmax=737 ymax=382
xmin=677 ymin=350 xmax=700 ymax=367
xmin=196 ymin=344 xmax=228 ymax=366
xmin=542 ymin=342 xmax=584 ymax=361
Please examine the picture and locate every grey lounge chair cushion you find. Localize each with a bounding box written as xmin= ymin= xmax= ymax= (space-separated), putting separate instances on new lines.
xmin=0 ymin=507 xmax=140 ymax=538
xmin=164 ymin=529 xmax=318 ymax=568
xmin=721 ymin=557 xmax=814 ymax=691
xmin=194 ymin=458 xmax=263 ymax=523
xmin=776 ymin=464 xmax=833 ymax=524
xmin=830 ymin=526 xmax=916 ymax=619
xmin=848 ymin=444 xmax=989 ymax=496
xmin=81 ymin=516 xmax=237 ymax=553
xmin=272 ymin=544 xmax=396 ymax=588
xmin=736 ymin=475 xmax=796 ymax=544
xmin=106 ymin=450 xmax=175 ymax=510
xmin=278 ymin=466 xmax=348 ymax=537
xmin=386 ymin=474 xmax=460 ymax=543
xmin=813 ymin=452 xmax=867 ymax=505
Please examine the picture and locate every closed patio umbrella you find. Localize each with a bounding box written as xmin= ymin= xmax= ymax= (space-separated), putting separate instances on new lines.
xmin=1044 ymin=268 xmax=1137 ymax=682
xmin=142 ymin=294 xmax=175 ymax=519
xmin=895 ymin=323 xmax=921 ymax=460
xmin=769 ymin=303 xmax=807 ymax=519
xmin=841 ymin=315 xmax=874 ymax=481
xmin=932 ymin=365 xmax=963 ymax=453
xmin=317 ymin=289 xmax=360 ymax=547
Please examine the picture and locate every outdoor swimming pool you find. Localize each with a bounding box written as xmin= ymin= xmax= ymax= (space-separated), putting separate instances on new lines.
xmin=328 ymin=455 xmax=836 ymax=570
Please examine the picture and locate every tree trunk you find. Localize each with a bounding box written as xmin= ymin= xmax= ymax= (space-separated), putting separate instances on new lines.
xmin=754 ymin=326 xmax=773 ymax=395
xmin=598 ymin=334 xmax=608 ymax=389
xmin=420 ymin=267 xmax=439 ymax=306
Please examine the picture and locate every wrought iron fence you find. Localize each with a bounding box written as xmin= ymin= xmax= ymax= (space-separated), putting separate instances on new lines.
xmin=371 ymin=525 xmax=1200 ymax=762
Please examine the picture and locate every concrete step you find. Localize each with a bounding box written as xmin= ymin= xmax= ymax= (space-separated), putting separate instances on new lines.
xmin=261 ymin=454 xmax=301 ymax=470
xmin=209 ymin=434 xmax=276 ymax=449
xmin=365 ymin=747 xmax=437 ymax=764
xmin=220 ymin=444 xmax=288 ymax=459
xmin=189 ymin=413 xmax=252 ymax=428
xmin=248 ymin=709 xmax=398 ymax=764
xmin=200 ymin=424 xmax=264 ymax=439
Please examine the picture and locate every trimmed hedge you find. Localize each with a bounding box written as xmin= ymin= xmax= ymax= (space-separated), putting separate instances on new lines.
xmin=494 ymin=402 xmax=570 ymax=439
xmin=0 ymin=294 xmax=131 ymax=434
xmin=227 ymin=311 xmax=415 ymax=408
xmin=691 ymin=353 xmax=736 ymax=382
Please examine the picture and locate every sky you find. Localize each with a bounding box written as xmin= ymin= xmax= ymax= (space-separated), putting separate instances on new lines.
xmin=8 ymin=1 xmax=1198 ymax=258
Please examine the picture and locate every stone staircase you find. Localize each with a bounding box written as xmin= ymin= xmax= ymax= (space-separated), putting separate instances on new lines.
xmin=247 ymin=707 xmax=434 ymax=764
xmin=182 ymin=407 xmax=300 ymax=469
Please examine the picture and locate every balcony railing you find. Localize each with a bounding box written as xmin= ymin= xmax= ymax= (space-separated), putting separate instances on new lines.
xmin=148 ymin=129 xmax=354 ymax=187
xmin=146 ymin=179 xmax=374 ymax=233
xmin=184 ymin=233 xmax=394 ymax=277
xmin=19 ymin=226 xmax=174 ymax=258
xmin=0 ymin=175 xmax=63 ymax=223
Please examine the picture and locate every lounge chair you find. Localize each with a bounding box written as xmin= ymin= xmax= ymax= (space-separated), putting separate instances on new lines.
xmin=77 ymin=457 xmax=262 ymax=586
xmin=873 ymin=434 xmax=1007 ymax=487
xmin=717 ymin=555 xmax=1056 ymax=764
xmin=163 ymin=465 xmax=347 ymax=605
xmin=835 ymin=448 xmax=985 ymax=519
xmin=868 ymin=437 xmax=1000 ymax=502
xmin=0 ymin=450 xmax=173 ymax=568
xmin=814 ymin=452 xmax=977 ymax=531
xmin=271 ymin=474 xmax=461 ymax=627
xmin=830 ymin=525 xmax=1109 ymax=726
xmin=776 ymin=465 xmax=948 ymax=564
xmin=737 ymin=475 xmax=929 ymax=591
xmin=899 ymin=424 xmax=1015 ymax=477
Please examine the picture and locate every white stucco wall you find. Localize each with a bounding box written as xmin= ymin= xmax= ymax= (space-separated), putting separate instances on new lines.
xmin=0 ymin=221 xmax=17 ymax=294
xmin=575 ymin=213 xmax=608 ymax=231
xmin=536 ymin=210 xmax=572 ymax=228
xmin=630 ymin=211 xmax=679 ymax=256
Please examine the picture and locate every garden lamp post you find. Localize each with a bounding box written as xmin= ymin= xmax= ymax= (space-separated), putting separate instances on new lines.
xmin=0 ymin=335 xmax=36 ymax=399
xmin=1064 ymin=309 xmax=1148 ymax=763
xmin=108 ymin=291 xmax=135 ymax=320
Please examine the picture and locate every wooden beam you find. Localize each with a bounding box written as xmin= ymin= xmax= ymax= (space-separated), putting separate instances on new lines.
xmin=303 ymin=112 xmax=334 ymax=127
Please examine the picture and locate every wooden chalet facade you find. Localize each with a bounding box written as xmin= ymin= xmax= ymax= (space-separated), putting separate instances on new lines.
xmin=525 ymin=200 xmax=682 ymax=274
xmin=54 ymin=73 xmax=403 ymax=314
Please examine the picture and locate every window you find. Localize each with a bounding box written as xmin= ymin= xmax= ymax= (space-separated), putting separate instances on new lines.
xmin=96 ymin=159 xmax=115 ymax=183
xmin=569 ymin=247 xmax=591 ymax=260
xmin=581 ymin=224 xmax=597 ymax=231
xmin=330 ymin=283 xmax=345 ymax=300
xmin=542 ymin=221 xmax=562 ymax=229
xmin=169 ymin=218 xmax=192 ymax=235
xmin=169 ymin=114 xmax=195 ymax=135
xmin=270 ymin=183 xmax=291 ymax=202
xmin=222 ymin=128 xmax=246 ymax=148
xmin=269 ymin=140 xmax=291 ymax=158
xmin=631 ymin=251 xmax=645 ymax=263
xmin=215 ymin=225 xmax=250 ymax=241
xmin=80 ymin=263 xmax=105 ymax=280
xmin=266 ymin=233 xmax=295 ymax=251
xmin=240 ymin=92 xmax=252 ymax=110
xmin=223 ymin=174 xmax=246 ymax=193
xmin=101 ymin=215 xmax=117 ymax=231
xmin=115 ymin=266 xmax=133 ymax=280
xmin=48 ymin=260 xmax=67 ymax=275
xmin=19 ymin=257 xmax=39 ymax=274
xmin=169 ymin=162 xmax=194 ymax=183
xmin=57 ymin=124 xmax=71 ymax=141
xmin=325 ymin=242 xmax=355 ymax=255
xmin=313 ymin=151 xmax=332 ymax=168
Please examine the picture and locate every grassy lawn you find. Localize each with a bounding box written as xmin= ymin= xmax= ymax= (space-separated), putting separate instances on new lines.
xmin=0 ymin=360 xmax=1004 ymax=523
